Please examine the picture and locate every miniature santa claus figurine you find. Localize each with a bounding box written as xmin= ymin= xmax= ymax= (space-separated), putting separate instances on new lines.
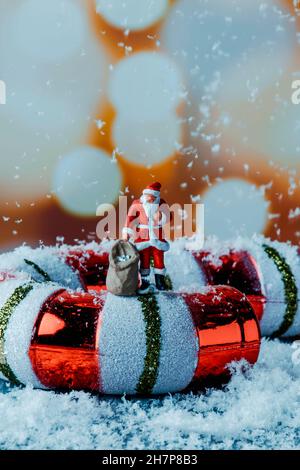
xmin=122 ymin=182 xmax=170 ymax=293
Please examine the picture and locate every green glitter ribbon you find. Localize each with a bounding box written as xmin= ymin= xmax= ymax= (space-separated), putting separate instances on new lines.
xmin=263 ymin=244 xmax=298 ymax=338
xmin=136 ymin=293 xmax=161 ymax=395
xmin=24 ymin=259 xmax=52 ymax=282
xmin=0 ymin=283 xmax=35 ymax=385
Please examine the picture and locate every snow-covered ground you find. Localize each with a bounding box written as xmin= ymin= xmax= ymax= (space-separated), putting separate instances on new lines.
xmin=0 ymin=339 xmax=299 ymax=450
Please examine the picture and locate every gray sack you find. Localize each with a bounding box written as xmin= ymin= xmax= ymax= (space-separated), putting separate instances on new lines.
xmin=106 ymin=240 xmax=140 ymax=296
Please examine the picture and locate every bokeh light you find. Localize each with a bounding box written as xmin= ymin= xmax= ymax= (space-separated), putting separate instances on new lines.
xmin=96 ymin=0 xmax=169 ymax=31
xmin=203 ymin=179 xmax=270 ymax=239
xmin=52 ymin=146 xmax=122 ymax=216
xmin=0 ymin=0 xmax=299 ymax=247
xmin=0 ymin=0 xmax=107 ymax=202
xmin=113 ymin=113 xmax=181 ymax=166
xmin=162 ymin=0 xmax=297 ymax=162
xmin=109 ymin=52 xmax=183 ymax=119
xmin=10 ymin=0 xmax=88 ymax=62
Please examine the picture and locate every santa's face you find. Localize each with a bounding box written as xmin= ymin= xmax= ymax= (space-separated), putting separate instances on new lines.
xmin=144 ymin=194 xmax=156 ymax=204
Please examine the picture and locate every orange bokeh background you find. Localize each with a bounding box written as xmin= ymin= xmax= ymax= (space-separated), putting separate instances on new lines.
xmin=0 ymin=0 xmax=300 ymax=250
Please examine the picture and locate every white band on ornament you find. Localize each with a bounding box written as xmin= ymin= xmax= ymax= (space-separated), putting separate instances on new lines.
xmin=248 ymin=243 xmax=286 ymax=337
xmin=165 ymin=243 xmax=207 ymax=292
xmin=152 ymin=293 xmax=198 ymax=394
xmin=99 ymin=293 xmax=147 ymax=395
xmin=98 ymin=292 xmax=198 ymax=395
xmin=5 ymin=282 xmax=62 ymax=388
xmin=0 ymin=248 xmax=82 ymax=290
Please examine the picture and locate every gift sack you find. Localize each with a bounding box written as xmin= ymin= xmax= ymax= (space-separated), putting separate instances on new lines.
xmin=106 ymin=240 xmax=140 ymax=296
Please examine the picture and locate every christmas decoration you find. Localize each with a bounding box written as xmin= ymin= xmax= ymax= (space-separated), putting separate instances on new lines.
xmin=0 ymin=276 xmax=260 ymax=395
xmin=196 ymin=237 xmax=300 ymax=338
xmin=0 ymin=244 xmax=111 ymax=292
xmin=1 ymin=235 xmax=299 ymax=338
xmin=77 ymin=236 xmax=300 ymax=338
xmin=122 ymin=181 xmax=171 ymax=294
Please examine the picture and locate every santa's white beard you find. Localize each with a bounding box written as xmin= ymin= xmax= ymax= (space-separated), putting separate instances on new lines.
xmin=142 ymin=202 xmax=159 ymax=220
xmin=140 ymin=195 xmax=160 ymax=218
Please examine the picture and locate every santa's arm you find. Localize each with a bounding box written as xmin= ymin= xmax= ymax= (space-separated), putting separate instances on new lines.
xmin=122 ymin=202 xmax=139 ymax=239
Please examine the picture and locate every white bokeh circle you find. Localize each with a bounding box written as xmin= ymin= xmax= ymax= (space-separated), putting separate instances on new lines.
xmin=11 ymin=0 xmax=88 ymax=62
xmin=0 ymin=1 xmax=107 ymax=134
xmin=53 ymin=146 xmax=122 ymax=216
xmin=96 ymin=0 xmax=168 ymax=31
xmin=163 ymin=0 xmax=295 ymax=93
xmin=109 ymin=52 xmax=183 ymax=119
xmin=203 ymin=179 xmax=269 ymax=239
xmin=0 ymin=3 xmax=108 ymax=202
xmin=162 ymin=0 xmax=297 ymax=164
xmin=113 ymin=114 xmax=181 ymax=166
xmin=214 ymin=76 xmax=300 ymax=165
xmin=254 ymin=100 xmax=300 ymax=164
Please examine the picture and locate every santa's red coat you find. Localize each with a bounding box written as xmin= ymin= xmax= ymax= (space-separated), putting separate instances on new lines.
xmin=123 ymin=198 xmax=170 ymax=252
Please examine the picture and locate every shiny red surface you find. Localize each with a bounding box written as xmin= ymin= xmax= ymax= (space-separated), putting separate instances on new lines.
xmin=29 ymin=290 xmax=105 ymax=391
xmin=196 ymin=251 xmax=263 ymax=295
xmin=183 ymin=286 xmax=261 ymax=386
xmin=195 ymin=250 xmax=267 ymax=322
xmin=64 ymin=249 xmax=109 ymax=291
xmin=28 ymin=284 xmax=260 ymax=394
xmin=63 ymin=248 xmax=268 ymax=323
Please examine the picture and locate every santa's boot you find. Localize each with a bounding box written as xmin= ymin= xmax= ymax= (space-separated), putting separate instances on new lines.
xmin=138 ymin=276 xmax=152 ymax=294
xmin=155 ymin=274 xmax=167 ymax=291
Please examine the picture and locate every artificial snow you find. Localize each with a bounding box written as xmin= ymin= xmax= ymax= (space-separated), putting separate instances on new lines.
xmin=99 ymin=293 xmax=147 ymax=395
xmin=153 ymin=293 xmax=198 ymax=394
xmin=5 ymin=281 xmax=62 ymax=388
xmin=0 ymin=246 xmax=81 ymax=290
xmin=202 ymin=234 xmax=300 ymax=337
xmin=0 ymin=339 xmax=299 ymax=449
xmin=164 ymin=239 xmax=207 ymax=292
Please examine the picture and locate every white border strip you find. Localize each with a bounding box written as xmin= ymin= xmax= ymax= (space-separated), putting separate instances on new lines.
xmin=153 ymin=293 xmax=198 ymax=394
xmin=5 ymin=283 xmax=61 ymax=388
xmin=99 ymin=293 xmax=146 ymax=394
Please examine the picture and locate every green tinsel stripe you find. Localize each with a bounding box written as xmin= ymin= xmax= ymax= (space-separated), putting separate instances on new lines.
xmin=0 ymin=283 xmax=35 ymax=385
xmin=24 ymin=259 xmax=52 ymax=282
xmin=136 ymin=293 xmax=161 ymax=395
xmin=263 ymin=244 xmax=298 ymax=338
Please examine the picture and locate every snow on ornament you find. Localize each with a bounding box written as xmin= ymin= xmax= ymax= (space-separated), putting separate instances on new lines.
xmin=198 ymin=236 xmax=300 ymax=339
xmin=2 ymin=234 xmax=300 ymax=339
xmin=96 ymin=0 xmax=169 ymax=32
xmin=2 ymin=234 xmax=300 ymax=340
xmin=52 ymin=146 xmax=122 ymax=216
xmin=0 ymin=276 xmax=260 ymax=394
xmin=0 ymin=246 xmax=83 ymax=290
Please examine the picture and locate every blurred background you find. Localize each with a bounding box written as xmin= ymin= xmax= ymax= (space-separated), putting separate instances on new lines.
xmin=0 ymin=0 xmax=300 ymax=250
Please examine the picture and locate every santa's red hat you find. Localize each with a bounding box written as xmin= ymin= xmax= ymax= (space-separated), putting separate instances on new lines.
xmin=142 ymin=181 xmax=161 ymax=197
